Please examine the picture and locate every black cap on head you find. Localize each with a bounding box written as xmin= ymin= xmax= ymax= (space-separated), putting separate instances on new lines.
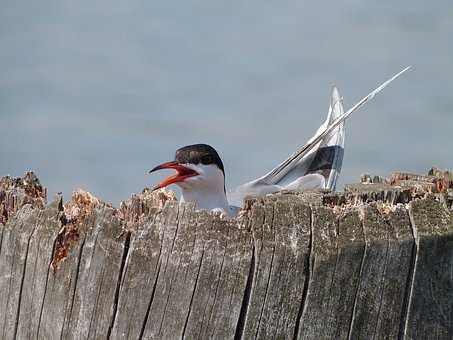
xmin=175 ymin=144 xmax=225 ymax=174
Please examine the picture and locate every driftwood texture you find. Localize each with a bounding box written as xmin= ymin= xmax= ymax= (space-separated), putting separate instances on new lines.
xmin=1 ymin=172 xmax=453 ymax=339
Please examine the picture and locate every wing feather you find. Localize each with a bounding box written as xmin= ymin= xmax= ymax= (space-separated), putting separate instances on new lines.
xmin=228 ymin=66 xmax=412 ymax=207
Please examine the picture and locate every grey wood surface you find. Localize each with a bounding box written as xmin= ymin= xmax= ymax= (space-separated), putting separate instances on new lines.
xmin=1 ymin=173 xmax=453 ymax=339
xmin=297 ymin=205 xmax=338 ymax=339
xmin=0 ymin=206 xmax=39 ymax=339
xmin=16 ymin=198 xmax=62 ymax=340
xmin=405 ymin=198 xmax=453 ymax=340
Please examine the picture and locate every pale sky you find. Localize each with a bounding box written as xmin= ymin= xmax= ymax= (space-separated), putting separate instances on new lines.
xmin=1 ymin=0 xmax=452 ymax=204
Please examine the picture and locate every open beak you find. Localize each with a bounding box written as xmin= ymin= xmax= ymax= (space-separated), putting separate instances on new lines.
xmin=149 ymin=161 xmax=198 ymax=191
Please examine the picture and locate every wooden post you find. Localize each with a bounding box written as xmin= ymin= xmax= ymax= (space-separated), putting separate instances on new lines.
xmin=1 ymin=172 xmax=452 ymax=339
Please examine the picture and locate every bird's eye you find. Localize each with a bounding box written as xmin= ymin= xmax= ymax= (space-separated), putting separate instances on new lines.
xmin=201 ymin=155 xmax=213 ymax=164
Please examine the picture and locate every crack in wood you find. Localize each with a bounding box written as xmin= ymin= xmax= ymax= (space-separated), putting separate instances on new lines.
xmin=398 ymin=242 xmax=416 ymax=340
xmin=36 ymin=220 xmax=61 ymax=338
xmin=233 ymin=207 xmax=262 ymax=340
xmin=1 ymin=231 xmax=17 ymax=338
xmin=29 ymin=229 xmax=41 ymax=325
xmin=401 ymin=206 xmax=419 ymax=338
xmin=0 ymin=226 xmax=3 ymax=258
xmin=114 ymin=211 xmax=163 ymax=339
xmin=59 ymin=234 xmax=86 ymax=340
xmin=234 ymin=245 xmax=255 ymax=340
xmin=372 ymin=223 xmax=390 ymax=340
xmin=107 ymin=231 xmax=131 ymax=339
xmin=182 ymin=249 xmax=205 ymax=338
xmin=1 ymin=211 xmax=38 ymax=339
xmin=137 ymin=210 xmax=171 ymax=340
xmin=347 ymin=218 xmax=366 ymax=340
xmin=272 ymin=245 xmax=288 ymax=339
xmin=293 ymin=205 xmax=314 ymax=340
xmin=139 ymin=261 xmax=162 ymax=340
xmin=13 ymin=225 xmax=34 ymax=339
xmin=254 ymin=204 xmax=276 ymax=339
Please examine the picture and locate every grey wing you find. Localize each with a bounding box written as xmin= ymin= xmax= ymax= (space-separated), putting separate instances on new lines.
xmin=275 ymin=85 xmax=345 ymax=190
xmin=228 ymin=86 xmax=344 ymax=207
xmin=228 ymin=67 xmax=412 ymax=207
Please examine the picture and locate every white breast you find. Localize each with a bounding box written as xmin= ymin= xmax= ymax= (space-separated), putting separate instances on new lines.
xmin=177 ymin=163 xmax=231 ymax=214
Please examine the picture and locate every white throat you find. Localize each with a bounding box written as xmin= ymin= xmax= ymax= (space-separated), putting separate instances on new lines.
xmin=177 ymin=163 xmax=230 ymax=213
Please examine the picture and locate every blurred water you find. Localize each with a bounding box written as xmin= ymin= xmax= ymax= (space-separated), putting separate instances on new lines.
xmin=1 ymin=0 xmax=452 ymax=205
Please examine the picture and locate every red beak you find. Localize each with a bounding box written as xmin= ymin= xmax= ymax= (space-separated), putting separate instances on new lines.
xmin=149 ymin=161 xmax=198 ymax=191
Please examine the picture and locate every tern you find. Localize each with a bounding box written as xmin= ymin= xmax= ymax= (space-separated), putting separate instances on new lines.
xmin=149 ymin=67 xmax=411 ymax=216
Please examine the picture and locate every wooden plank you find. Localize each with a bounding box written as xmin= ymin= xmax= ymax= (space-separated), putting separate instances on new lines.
xmin=297 ymin=205 xmax=338 ymax=339
xmin=348 ymin=205 xmax=391 ymax=338
xmin=374 ymin=205 xmax=415 ymax=339
xmin=405 ymin=198 xmax=453 ymax=339
xmin=325 ymin=208 xmax=365 ymax=339
xmin=181 ymin=211 xmax=253 ymax=339
xmin=181 ymin=216 xmax=233 ymax=339
xmin=235 ymin=196 xmax=267 ymax=339
xmin=37 ymin=216 xmax=88 ymax=339
xmin=141 ymin=203 xmax=206 ymax=339
xmin=241 ymin=197 xmax=279 ymax=339
xmin=0 ymin=205 xmax=39 ymax=339
xmin=257 ymin=196 xmax=311 ymax=339
xmin=204 ymin=216 xmax=252 ymax=339
xmin=63 ymin=205 xmax=128 ymax=340
xmin=109 ymin=201 xmax=179 ymax=339
xmin=16 ymin=199 xmax=62 ymax=340
xmin=241 ymin=195 xmax=311 ymax=339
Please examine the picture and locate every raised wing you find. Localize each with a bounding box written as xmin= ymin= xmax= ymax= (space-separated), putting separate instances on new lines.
xmin=262 ymin=66 xmax=411 ymax=184
xmin=228 ymin=66 xmax=412 ymax=207
xmin=275 ymin=85 xmax=345 ymax=191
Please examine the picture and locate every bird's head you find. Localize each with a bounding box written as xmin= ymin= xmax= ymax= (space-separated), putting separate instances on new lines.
xmin=149 ymin=144 xmax=226 ymax=193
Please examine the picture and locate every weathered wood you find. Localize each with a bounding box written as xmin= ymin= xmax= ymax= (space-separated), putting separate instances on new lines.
xmin=140 ymin=204 xmax=206 ymax=339
xmin=297 ymin=205 xmax=337 ymax=339
xmin=64 ymin=206 xmax=128 ymax=340
xmin=344 ymin=183 xmax=412 ymax=204
xmin=405 ymin=198 xmax=453 ymax=339
xmin=2 ymin=171 xmax=453 ymax=339
xmin=326 ymin=208 xmax=365 ymax=339
xmin=0 ymin=205 xmax=39 ymax=339
xmin=110 ymin=201 xmax=178 ymax=339
xmin=182 ymin=210 xmax=252 ymax=339
xmin=349 ymin=205 xmax=394 ymax=338
xmin=241 ymin=195 xmax=311 ymax=339
xmin=373 ymin=205 xmax=415 ymax=339
xmin=37 ymin=218 xmax=86 ymax=339
xmin=0 ymin=172 xmax=47 ymax=226
xmin=16 ymin=198 xmax=62 ymax=340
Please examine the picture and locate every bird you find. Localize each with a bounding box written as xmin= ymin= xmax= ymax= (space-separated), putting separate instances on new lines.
xmin=149 ymin=67 xmax=412 ymax=217
xmin=149 ymin=143 xmax=239 ymax=216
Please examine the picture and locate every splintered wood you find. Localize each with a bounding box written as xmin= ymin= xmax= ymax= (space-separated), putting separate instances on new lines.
xmin=50 ymin=190 xmax=101 ymax=271
xmin=0 ymin=172 xmax=46 ymax=225
xmin=118 ymin=187 xmax=177 ymax=230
